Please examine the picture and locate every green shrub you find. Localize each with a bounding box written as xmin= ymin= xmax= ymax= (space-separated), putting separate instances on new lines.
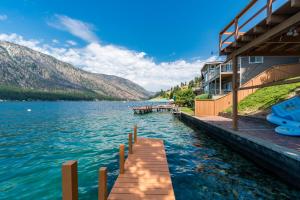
xmin=195 ymin=93 xmax=211 ymax=100
xmin=174 ymin=88 xmax=195 ymax=108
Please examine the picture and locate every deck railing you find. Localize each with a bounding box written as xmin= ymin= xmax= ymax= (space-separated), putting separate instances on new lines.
xmin=219 ymin=0 xmax=281 ymax=52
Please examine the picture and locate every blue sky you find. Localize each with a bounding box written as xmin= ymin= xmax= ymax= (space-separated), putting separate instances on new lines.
xmin=0 ymin=0 xmax=259 ymax=91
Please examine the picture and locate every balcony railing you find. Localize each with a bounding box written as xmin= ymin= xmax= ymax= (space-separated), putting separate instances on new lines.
xmin=221 ymin=64 xmax=232 ymax=72
xmin=207 ymin=88 xmax=232 ymax=95
xmin=204 ymin=67 xmax=220 ymax=83
xmin=219 ymin=0 xmax=281 ymax=52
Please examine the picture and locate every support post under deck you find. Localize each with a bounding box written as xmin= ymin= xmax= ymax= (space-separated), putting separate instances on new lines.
xmin=232 ymin=56 xmax=238 ymax=130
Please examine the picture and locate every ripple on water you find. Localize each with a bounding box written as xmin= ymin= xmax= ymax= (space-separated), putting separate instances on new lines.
xmin=0 ymin=101 xmax=299 ymax=200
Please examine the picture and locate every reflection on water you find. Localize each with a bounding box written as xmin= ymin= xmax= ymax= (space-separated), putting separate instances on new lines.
xmin=0 ymin=101 xmax=299 ymax=199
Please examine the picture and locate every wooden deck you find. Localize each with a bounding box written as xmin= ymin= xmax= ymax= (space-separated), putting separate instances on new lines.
xmin=108 ymin=138 xmax=175 ymax=200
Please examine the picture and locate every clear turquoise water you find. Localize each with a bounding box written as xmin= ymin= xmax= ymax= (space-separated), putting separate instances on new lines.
xmin=0 ymin=101 xmax=299 ymax=200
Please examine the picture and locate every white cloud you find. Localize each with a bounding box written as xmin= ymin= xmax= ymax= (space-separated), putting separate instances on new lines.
xmin=0 ymin=15 xmax=7 ymax=21
xmin=52 ymin=39 xmax=59 ymax=44
xmin=0 ymin=33 xmax=217 ymax=91
xmin=48 ymin=15 xmax=98 ymax=43
xmin=66 ymin=40 xmax=77 ymax=46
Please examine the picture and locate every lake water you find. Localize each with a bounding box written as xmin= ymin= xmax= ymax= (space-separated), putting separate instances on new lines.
xmin=0 ymin=101 xmax=299 ymax=200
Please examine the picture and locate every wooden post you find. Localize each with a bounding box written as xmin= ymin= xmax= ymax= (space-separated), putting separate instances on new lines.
xmin=219 ymin=33 xmax=222 ymax=52
xmin=214 ymin=78 xmax=217 ymax=95
xmin=128 ymin=133 xmax=133 ymax=154
xmin=98 ymin=167 xmax=107 ymax=200
xmin=267 ymin=0 xmax=273 ymax=24
xmin=219 ymin=72 xmax=222 ymax=95
xmin=232 ymin=56 xmax=238 ymax=130
xmin=134 ymin=125 xmax=137 ymax=143
xmin=62 ymin=160 xmax=78 ymax=200
xmin=234 ymin=18 xmax=239 ymax=40
xmin=119 ymin=144 xmax=125 ymax=174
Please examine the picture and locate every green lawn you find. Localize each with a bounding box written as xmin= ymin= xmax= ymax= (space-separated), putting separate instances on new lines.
xmin=180 ymin=107 xmax=194 ymax=115
xmin=225 ymin=79 xmax=300 ymax=115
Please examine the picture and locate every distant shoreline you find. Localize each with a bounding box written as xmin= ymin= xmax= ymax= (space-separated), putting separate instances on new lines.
xmin=0 ymin=85 xmax=137 ymax=101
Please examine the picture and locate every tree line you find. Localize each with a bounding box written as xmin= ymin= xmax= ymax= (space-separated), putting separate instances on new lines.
xmin=156 ymin=76 xmax=202 ymax=109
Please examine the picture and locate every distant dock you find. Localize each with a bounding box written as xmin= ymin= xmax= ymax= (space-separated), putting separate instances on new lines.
xmin=132 ymin=105 xmax=177 ymax=114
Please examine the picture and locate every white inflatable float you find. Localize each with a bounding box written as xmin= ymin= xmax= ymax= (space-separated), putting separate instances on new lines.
xmin=266 ymin=96 xmax=300 ymax=136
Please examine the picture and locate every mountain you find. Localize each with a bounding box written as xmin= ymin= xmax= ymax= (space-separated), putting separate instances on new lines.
xmin=0 ymin=41 xmax=151 ymax=100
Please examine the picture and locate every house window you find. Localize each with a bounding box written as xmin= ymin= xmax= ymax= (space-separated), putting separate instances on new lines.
xmin=238 ymin=57 xmax=242 ymax=69
xmin=249 ymin=56 xmax=264 ymax=64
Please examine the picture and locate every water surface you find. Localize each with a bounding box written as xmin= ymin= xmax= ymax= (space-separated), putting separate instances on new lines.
xmin=0 ymin=101 xmax=299 ymax=199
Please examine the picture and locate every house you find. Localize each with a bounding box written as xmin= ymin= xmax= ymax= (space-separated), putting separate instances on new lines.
xmin=201 ymin=56 xmax=300 ymax=97
xmin=201 ymin=60 xmax=237 ymax=97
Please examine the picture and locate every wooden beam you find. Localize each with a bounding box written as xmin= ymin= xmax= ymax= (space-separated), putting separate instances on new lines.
xmin=255 ymin=42 xmax=275 ymax=51
xmin=240 ymin=35 xmax=255 ymax=42
xmin=240 ymin=77 xmax=300 ymax=90
xmin=234 ymin=18 xmax=239 ymax=40
xmin=253 ymin=26 xmax=267 ymax=34
xmin=232 ymin=56 xmax=238 ymax=131
xmin=224 ymin=32 xmax=245 ymax=35
xmin=291 ymin=0 xmax=300 ymax=8
xmin=231 ymin=11 xmax=300 ymax=57
xmin=267 ymin=0 xmax=273 ymax=25
xmin=286 ymin=43 xmax=300 ymax=51
xmin=232 ymin=41 xmax=243 ymax=48
xmin=254 ymin=44 xmax=270 ymax=52
xmin=267 ymin=34 xmax=300 ymax=43
xmin=245 ymin=50 xmax=300 ymax=56
xmin=224 ymin=47 xmax=234 ymax=53
xmin=267 ymin=15 xmax=288 ymax=25
xmin=270 ymin=43 xmax=289 ymax=52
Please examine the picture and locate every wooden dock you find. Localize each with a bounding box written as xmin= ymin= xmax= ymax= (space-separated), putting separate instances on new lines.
xmin=61 ymin=125 xmax=175 ymax=200
xmin=108 ymin=137 xmax=175 ymax=200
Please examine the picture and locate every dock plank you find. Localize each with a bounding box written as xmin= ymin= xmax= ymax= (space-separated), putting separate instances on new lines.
xmin=108 ymin=138 xmax=175 ymax=200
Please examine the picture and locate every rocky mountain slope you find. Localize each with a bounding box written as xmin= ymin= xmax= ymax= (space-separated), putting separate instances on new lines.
xmin=0 ymin=41 xmax=151 ymax=100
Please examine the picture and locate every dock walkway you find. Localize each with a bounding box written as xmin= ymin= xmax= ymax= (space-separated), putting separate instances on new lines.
xmin=108 ymin=138 xmax=175 ymax=200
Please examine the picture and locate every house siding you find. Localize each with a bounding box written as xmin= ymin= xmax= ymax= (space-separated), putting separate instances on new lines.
xmin=240 ymin=56 xmax=300 ymax=84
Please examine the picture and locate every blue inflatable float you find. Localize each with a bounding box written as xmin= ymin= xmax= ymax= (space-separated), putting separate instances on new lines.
xmin=266 ymin=96 xmax=300 ymax=136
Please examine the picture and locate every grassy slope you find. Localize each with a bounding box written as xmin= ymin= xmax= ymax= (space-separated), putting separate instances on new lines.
xmin=180 ymin=107 xmax=194 ymax=116
xmin=225 ymin=80 xmax=300 ymax=115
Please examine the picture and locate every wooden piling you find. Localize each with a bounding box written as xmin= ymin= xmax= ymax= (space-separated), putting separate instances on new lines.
xmin=98 ymin=167 xmax=107 ymax=200
xmin=62 ymin=160 xmax=78 ymax=200
xmin=134 ymin=125 xmax=137 ymax=143
xmin=119 ymin=144 xmax=125 ymax=174
xmin=128 ymin=133 xmax=133 ymax=154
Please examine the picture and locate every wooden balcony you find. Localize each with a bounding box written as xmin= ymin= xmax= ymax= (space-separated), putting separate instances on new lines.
xmin=219 ymin=0 xmax=300 ymax=57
